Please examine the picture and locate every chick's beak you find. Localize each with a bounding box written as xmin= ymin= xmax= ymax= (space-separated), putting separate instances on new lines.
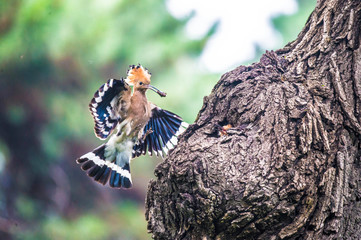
xmin=146 ymin=84 xmax=167 ymax=97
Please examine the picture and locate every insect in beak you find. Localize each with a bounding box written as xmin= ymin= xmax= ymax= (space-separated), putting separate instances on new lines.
xmin=146 ymin=84 xmax=167 ymax=97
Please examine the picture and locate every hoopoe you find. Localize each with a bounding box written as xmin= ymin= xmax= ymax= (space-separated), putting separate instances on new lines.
xmin=76 ymin=64 xmax=188 ymax=189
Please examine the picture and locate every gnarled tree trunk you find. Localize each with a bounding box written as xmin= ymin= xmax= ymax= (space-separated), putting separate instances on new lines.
xmin=146 ymin=0 xmax=361 ymax=239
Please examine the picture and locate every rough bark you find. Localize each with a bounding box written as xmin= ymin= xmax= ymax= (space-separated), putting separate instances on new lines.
xmin=146 ymin=0 xmax=361 ymax=239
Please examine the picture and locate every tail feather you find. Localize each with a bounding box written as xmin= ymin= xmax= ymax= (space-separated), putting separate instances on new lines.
xmin=98 ymin=167 xmax=111 ymax=185
xmin=81 ymin=160 xmax=95 ymax=171
xmin=76 ymin=144 xmax=132 ymax=189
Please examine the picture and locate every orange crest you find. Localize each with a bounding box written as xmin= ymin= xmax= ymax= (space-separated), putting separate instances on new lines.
xmin=126 ymin=64 xmax=151 ymax=85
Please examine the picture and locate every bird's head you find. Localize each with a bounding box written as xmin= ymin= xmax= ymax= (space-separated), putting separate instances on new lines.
xmin=126 ymin=64 xmax=166 ymax=97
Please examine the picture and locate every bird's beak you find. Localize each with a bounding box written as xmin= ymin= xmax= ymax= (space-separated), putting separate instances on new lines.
xmin=147 ymin=84 xmax=167 ymax=97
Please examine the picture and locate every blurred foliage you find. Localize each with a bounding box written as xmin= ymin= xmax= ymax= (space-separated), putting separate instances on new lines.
xmin=272 ymin=0 xmax=317 ymax=45
xmin=14 ymin=201 xmax=148 ymax=240
xmin=0 ymin=0 xmax=315 ymax=239
xmin=246 ymin=0 xmax=317 ymax=65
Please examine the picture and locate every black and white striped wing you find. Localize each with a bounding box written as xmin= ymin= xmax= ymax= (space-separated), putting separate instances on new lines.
xmin=132 ymin=106 xmax=189 ymax=158
xmin=89 ymin=78 xmax=130 ymax=140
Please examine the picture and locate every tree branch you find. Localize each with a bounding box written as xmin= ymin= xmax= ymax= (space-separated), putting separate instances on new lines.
xmin=146 ymin=0 xmax=361 ymax=239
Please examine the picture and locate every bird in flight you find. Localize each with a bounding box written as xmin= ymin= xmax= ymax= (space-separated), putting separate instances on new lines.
xmin=76 ymin=64 xmax=188 ymax=189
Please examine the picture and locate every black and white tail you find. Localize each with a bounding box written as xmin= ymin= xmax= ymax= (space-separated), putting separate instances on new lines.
xmin=76 ymin=144 xmax=132 ymax=188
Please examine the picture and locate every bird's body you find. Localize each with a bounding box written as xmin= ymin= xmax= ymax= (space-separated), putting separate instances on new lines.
xmin=76 ymin=65 xmax=188 ymax=189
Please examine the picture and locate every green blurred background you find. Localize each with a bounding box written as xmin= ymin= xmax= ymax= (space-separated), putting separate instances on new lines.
xmin=0 ymin=0 xmax=315 ymax=239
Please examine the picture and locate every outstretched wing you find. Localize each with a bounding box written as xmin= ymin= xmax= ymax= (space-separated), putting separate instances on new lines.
xmin=132 ymin=105 xmax=189 ymax=158
xmin=89 ymin=78 xmax=131 ymax=140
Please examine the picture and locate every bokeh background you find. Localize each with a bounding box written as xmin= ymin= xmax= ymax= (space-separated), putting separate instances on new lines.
xmin=0 ymin=0 xmax=315 ymax=239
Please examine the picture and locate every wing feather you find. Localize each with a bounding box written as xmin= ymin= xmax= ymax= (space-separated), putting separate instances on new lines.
xmin=89 ymin=78 xmax=130 ymax=140
xmin=132 ymin=105 xmax=188 ymax=158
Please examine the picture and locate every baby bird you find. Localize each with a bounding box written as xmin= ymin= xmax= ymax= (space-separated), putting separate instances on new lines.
xmin=76 ymin=64 xmax=188 ymax=189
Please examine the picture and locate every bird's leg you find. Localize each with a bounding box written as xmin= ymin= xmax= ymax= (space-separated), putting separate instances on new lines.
xmin=142 ymin=128 xmax=153 ymax=142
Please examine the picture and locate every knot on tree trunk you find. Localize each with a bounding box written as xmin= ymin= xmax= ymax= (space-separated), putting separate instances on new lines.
xmin=146 ymin=1 xmax=361 ymax=239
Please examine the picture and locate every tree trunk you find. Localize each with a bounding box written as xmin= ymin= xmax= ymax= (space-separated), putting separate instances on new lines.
xmin=145 ymin=0 xmax=361 ymax=239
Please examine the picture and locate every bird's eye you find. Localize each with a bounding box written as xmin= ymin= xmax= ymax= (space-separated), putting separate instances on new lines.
xmin=139 ymin=82 xmax=143 ymax=85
